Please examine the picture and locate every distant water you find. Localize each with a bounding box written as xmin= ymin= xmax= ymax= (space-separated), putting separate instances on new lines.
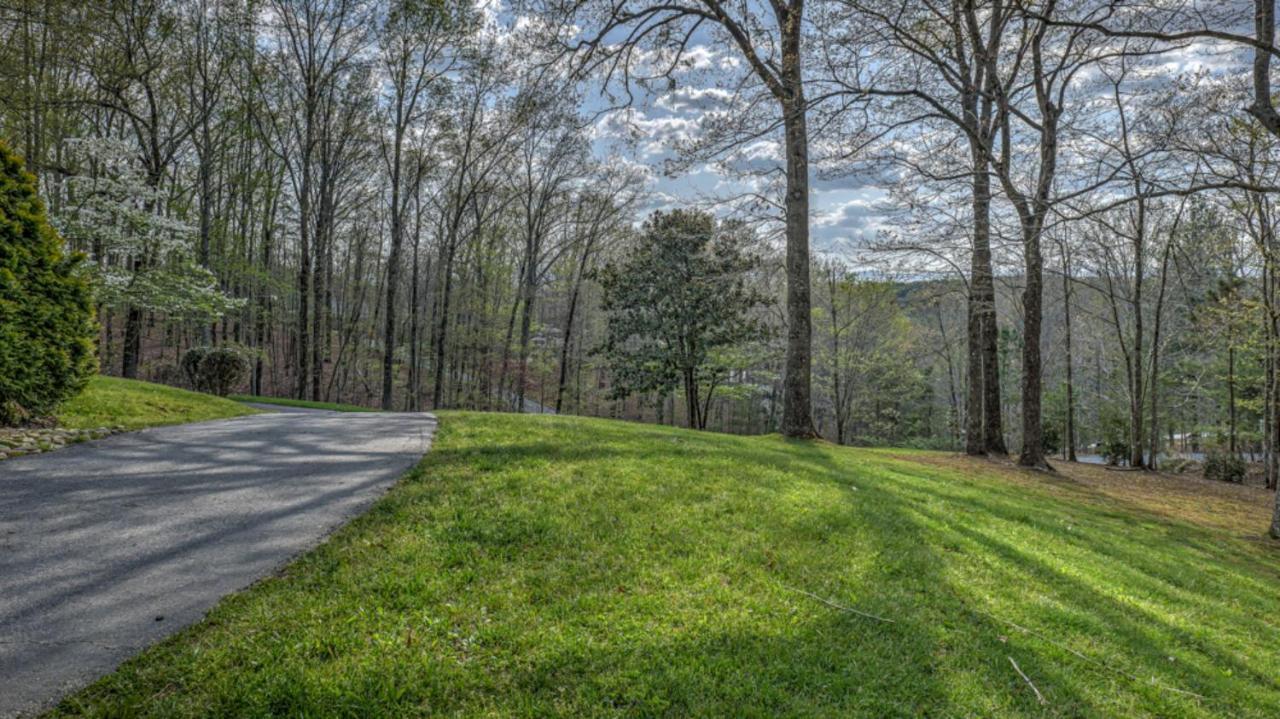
xmin=1075 ymin=452 xmax=1211 ymax=466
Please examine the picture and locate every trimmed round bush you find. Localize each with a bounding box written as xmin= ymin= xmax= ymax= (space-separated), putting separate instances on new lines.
xmin=181 ymin=344 xmax=250 ymax=396
xmin=198 ymin=347 xmax=250 ymax=396
xmin=0 ymin=141 xmax=96 ymax=426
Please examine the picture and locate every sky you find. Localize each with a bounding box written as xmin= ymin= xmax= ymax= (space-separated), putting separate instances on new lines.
xmin=581 ymin=46 xmax=890 ymax=261
xmin=492 ymin=0 xmax=892 ymax=262
xmin=491 ymin=0 xmax=1255 ymax=267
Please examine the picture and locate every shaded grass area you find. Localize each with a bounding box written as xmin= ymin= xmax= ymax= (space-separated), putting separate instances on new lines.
xmin=57 ymin=376 xmax=257 ymax=431
xmin=228 ymin=394 xmax=379 ymax=413
xmin=52 ymin=413 xmax=1280 ymax=717
xmin=902 ymin=452 xmax=1276 ymax=538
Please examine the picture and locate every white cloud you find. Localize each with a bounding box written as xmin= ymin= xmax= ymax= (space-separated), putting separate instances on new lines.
xmin=655 ymin=86 xmax=733 ymax=113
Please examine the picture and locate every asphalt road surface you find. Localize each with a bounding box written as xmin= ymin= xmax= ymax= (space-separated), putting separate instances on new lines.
xmin=0 ymin=406 xmax=436 ymax=717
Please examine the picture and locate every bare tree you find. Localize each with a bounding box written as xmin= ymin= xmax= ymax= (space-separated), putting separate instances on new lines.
xmin=536 ymin=0 xmax=822 ymax=436
xmin=826 ymin=0 xmax=1021 ymax=455
xmin=259 ymin=0 xmax=371 ymax=399
xmin=377 ymin=0 xmax=463 ymax=409
xmin=428 ymin=46 xmax=518 ymax=409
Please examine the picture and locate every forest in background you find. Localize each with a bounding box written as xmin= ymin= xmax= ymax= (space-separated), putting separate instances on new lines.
xmin=2 ymin=0 xmax=1279 ymax=480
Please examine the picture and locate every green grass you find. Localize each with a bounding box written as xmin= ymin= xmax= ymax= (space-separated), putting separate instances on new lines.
xmin=51 ymin=413 xmax=1280 ymax=717
xmin=228 ymin=394 xmax=380 ymax=413
xmin=57 ymin=376 xmax=258 ymax=431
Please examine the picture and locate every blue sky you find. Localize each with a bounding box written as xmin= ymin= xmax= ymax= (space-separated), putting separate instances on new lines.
xmin=582 ymin=54 xmax=889 ymax=259
xmin=493 ymin=0 xmax=1251 ymax=267
xmin=492 ymin=2 xmax=892 ymax=260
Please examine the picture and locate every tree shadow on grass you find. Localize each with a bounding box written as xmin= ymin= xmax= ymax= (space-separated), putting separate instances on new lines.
xmin=51 ymin=419 xmax=1280 ymax=718
xmin=853 ymin=454 xmax=1280 ymax=716
xmin=411 ymin=426 xmax=1263 ymax=716
xmin=399 ymin=434 xmax=1121 ymax=717
xmin=474 ymin=459 xmax=1123 ymax=718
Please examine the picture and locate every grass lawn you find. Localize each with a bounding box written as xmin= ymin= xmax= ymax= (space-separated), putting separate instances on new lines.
xmin=57 ymin=376 xmax=258 ymax=431
xmin=51 ymin=413 xmax=1280 ymax=717
xmin=228 ymin=394 xmax=380 ymax=413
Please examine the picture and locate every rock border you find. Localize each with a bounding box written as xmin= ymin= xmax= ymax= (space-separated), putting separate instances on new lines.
xmin=0 ymin=426 xmax=124 ymax=461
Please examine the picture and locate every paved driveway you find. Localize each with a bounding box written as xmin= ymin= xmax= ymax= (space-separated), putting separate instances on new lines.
xmin=0 ymin=408 xmax=436 ymax=717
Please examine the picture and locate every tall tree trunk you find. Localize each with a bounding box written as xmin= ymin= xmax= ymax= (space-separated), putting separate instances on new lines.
xmin=407 ymin=231 xmax=423 ymax=411
xmin=1012 ymin=46 xmax=1059 ymax=470
xmin=1148 ymin=240 xmax=1173 ymax=471
xmin=311 ymin=193 xmax=332 ymax=401
xmin=431 ymin=241 xmax=457 ymax=409
xmin=1019 ymin=221 xmax=1046 ymax=468
xmin=965 ymin=287 xmax=984 ymax=454
xmin=497 ymin=252 xmax=526 ymax=408
xmin=779 ymin=79 xmax=814 ymax=438
xmin=122 ymin=298 xmax=142 ymax=379
xmin=1266 ymin=245 xmax=1280 ymax=489
xmin=826 ymin=267 xmax=845 ymax=444
xmin=253 ymin=192 xmax=276 ymax=396
xmin=515 ymin=252 xmax=538 ymax=412
xmin=1229 ymin=343 xmax=1238 ymax=455
xmin=296 ymin=183 xmax=312 ymax=400
xmin=1061 ymin=242 xmax=1077 ymax=461
xmin=1270 ymin=487 xmax=1280 ymax=538
xmin=198 ymin=113 xmax=214 ymax=346
xmin=381 ymin=142 xmax=404 ymax=410
xmin=1268 ymin=255 xmax=1280 ymax=532
xmin=973 ymin=152 xmax=1005 ymax=455
xmin=1129 ymin=198 xmax=1147 ymax=468
xmin=556 ymin=235 xmax=595 ymax=413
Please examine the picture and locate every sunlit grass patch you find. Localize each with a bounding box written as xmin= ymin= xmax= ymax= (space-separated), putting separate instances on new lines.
xmin=57 ymin=376 xmax=257 ymax=431
xmin=51 ymin=412 xmax=1280 ymax=718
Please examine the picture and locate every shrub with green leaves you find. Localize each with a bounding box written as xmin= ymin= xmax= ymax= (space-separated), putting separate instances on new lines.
xmin=180 ymin=346 xmax=210 ymax=389
xmin=181 ymin=345 xmax=251 ymax=396
xmin=1098 ymin=405 xmax=1130 ymax=465
xmin=1203 ymin=449 xmax=1246 ymax=483
xmin=0 ymin=141 xmax=96 ymax=426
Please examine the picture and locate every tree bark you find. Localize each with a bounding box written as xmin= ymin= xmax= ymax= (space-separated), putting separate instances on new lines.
xmin=1019 ymin=222 xmax=1046 ymax=468
xmin=515 ymin=247 xmax=538 ymax=411
xmin=1061 ymin=241 xmax=1077 ymax=462
xmin=1148 ymin=240 xmax=1173 ymax=471
xmin=556 ymin=231 xmax=597 ymax=413
xmin=295 ymin=170 xmax=312 ymax=399
xmin=965 ymin=285 xmax=984 ymax=454
xmin=779 ymin=59 xmax=814 ymax=438
xmin=1269 ymin=487 xmax=1280 ymax=538
xmin=827 ymin=268 xmax=846 ymax=445
xmin=431 ymin=240 xmax=457 ymax=409
xmin=1129 ymin=197 xmax=1147 ymax=469
xmin=380 ymin=132 xmax=404 ymax=409
xmin=121 ymin=299 xmax=142 ymax=379
xmin=973 ymin=154 xmax=1005 ymax=455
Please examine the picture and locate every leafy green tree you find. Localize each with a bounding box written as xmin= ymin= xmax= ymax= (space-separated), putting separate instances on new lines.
xmin=814 ymin=269 xmax=928 ymax=445
xmin=597 ymin=210 xmax=769 ymax=429
xmin=0 ymin=140 xmax=96 ymax=425
xmin=1196 ymin=276 xmax=1264 ymax=456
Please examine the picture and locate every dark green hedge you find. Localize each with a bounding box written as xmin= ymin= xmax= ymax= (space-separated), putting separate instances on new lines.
xmin=0 ymin=140 xmax=96 ymax=425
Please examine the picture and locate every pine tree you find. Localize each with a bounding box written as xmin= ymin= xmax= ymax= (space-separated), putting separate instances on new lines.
xmin=0 ymin=140 xmax=96 ymax=425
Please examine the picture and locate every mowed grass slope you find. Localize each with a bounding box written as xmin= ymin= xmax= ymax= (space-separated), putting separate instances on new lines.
xmin=53 ymin=413 xmax=1280 ymax=717
xmin=57 ymin=376 xmax=257 ymax=430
